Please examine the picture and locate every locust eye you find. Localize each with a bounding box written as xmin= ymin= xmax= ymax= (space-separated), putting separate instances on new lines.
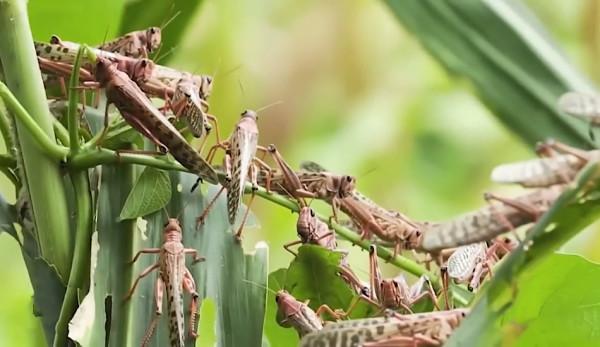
xmin=150 ymin=28 xmax=157 ymax=34
xmin=310 ymin=209 xmax=315 ymax=217
xmin=274 ymin=295 xmax=280 ymax=303
xmin=184 ymin=92 xmax=191 ymax=98
xmin=206 ymin=76 xmax=213 ymax=85
xmin=346 ymin=176 xmax=352 ymax=182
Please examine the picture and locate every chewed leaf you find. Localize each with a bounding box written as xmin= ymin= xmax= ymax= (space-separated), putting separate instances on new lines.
xmin=119 ymin=167 xmax=171 ymax=220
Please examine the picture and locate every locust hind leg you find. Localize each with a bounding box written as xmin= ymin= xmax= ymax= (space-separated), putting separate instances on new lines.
xmin=141 ymin=276 xmax=164 ymax=347
xmin=406 ymin=275 xmax=440 ymax=310
xmin=182 ymin=268 xmax=200 ymax=339
xmin=234 ymin=162 xmax=259 ymax=241
xmin=483 ymin=192 xmax=542 ymax=243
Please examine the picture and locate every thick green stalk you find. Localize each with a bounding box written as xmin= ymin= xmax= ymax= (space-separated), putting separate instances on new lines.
xmin=0 ymin=0 xmax=72 ymax=281
xmin=54 ymin=172 xmax=92 ymax=347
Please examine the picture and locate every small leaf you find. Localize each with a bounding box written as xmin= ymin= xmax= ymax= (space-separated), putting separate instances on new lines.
xmin=119 ymin=167 xmax=171 ymax=220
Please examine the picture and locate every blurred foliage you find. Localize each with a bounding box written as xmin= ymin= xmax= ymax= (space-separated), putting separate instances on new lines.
xmin=3 ymin=0 xmax=600 ymax=346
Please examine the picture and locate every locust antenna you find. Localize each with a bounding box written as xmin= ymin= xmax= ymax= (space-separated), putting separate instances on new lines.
xmin=161 ymin=10 xmax=181 ymax=30
xmin=242 ymin=279 xmax=279 ymax=295
xmin=255 ymin=100 xmax=284 ymax=114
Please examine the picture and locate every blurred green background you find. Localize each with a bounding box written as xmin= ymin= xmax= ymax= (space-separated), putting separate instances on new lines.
xmin=2 ymin=0 xmax=600 ymax=345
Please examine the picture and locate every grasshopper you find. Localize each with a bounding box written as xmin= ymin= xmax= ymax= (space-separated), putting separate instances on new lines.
xmin=124 ymin=218 xmax=204 ymax=347
xmin=98 ymin=27 xmax=162 ymax=58
xmin=199 ymin=109 xmax=269 ymax=239
xmin=276 ymin=290 xmax=347 ymax=337
xmin=355 ymin=245 xmax=439 ymax=314
xmin=93 ymin=55 xmax=218 ymax=184
xmin=419 ymin=186 xmax=563 ymax=252
xmin=164 ymin=74 xmax=218 ymax=141
xmin=491 ymin=139 xmax=599 ymax=188
xmin=444 ymin=237 xmax=516 ymax=293
xmin=558 ymin=91 xmax=600 ymax=125
xmin=299 ymin=308 xmax=469 ymax=347
xmin=35 ymin=38 xmax=214 ymax=101
xmin=299 ymin=161 xmax=422 ymax=256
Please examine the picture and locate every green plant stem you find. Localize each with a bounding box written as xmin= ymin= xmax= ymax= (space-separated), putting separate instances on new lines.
xmin=0 ymin=83 xmax=69 ymax=160
xmin=53 ymin=119 xmax=69 ymax=147
xmin=69 ymin=148 xmax=190 ymax=171
xmin=0 ymin=153 xmax=16 ymax=168
xmin=67 ymin=47 xmax=84 ymax=152
xmin=53 ymin=172 xmax=92 ymax=347
xmin=0 ymin=0 xmax=72 ymax=287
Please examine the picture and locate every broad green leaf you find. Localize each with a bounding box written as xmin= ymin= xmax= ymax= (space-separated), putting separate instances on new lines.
xmin=264 ymin=246 xmax=377 ymax=346
xmin=118 ymin=0 xmax=205 ymax=63
xmin=447 ymin=162 xmax=600 ymax=346
xmin=66 ymin=166 xmax=260 ymax=347
xmin=28 ymin=0 xmax=124 ymax=43
xmin=384 ymin=0 xmax=596 ymax=148
xmin=119 ymin=167 xmax=171 ymax=220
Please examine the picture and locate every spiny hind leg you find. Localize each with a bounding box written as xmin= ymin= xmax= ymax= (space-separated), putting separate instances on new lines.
xmin=141 ymin=277 xmax=164 ymax=347
xmin=183 ymin=268 xmax=200 ymax=339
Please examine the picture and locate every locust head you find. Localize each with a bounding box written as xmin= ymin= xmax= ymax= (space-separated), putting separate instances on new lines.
xmin=379 ymin=279 xmax=403 ymax=309
xmin=275 ymin=290 xmax=302 ymax=326
xmin=296 ymin=207 xmax=318 ymax=243
xmin=198 ymin=75 xmax=213 ymax=100
xmin=145 ymin=27 xmax=162 ymax=52
xmin=241 ymin=109 xmax=258 ymax=120
xmin=163 ymin=218 xmax=183 ymax=242
xmin=403 ymin=228 xmax=422 ymax=249
xmin=337 ymin=175 xmax=356 ymax=198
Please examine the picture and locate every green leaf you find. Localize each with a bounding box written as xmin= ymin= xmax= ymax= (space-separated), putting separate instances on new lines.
xmin=119 ymin=167 xmax=171 ymax=220
xmin=447 ymin=162 xmax=600 ymax=346
xmin=117 ymin=0 xmax=205 ymax=63
xmin=264 ymin=245 xmax=377 ymax=345
xmin=384 ymin=0 xmax=596 ymax=148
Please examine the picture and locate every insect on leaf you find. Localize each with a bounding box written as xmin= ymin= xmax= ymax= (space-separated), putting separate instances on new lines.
xmin=119 ymin=167 xmax=171 ymax=220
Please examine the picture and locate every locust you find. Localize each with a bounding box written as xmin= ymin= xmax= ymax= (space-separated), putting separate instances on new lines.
xmin=276 ymin=290 xmax=346 ymax=337
xmin=491 ymin=139 xmax=599 ymax=188
xmin=198 ymin=109 xmax=269 ymax=239
xmin=98 ymin=27 xmax=162 ymax=58
xmin=444 ymin=237 xmax=516 ymax=293
xmin=558 ymin=91 xmax=600 ymax=125
xmin=299 ymin=308 xmax=469 ymax=347
xmin=419 ymin=186 xmax=563 ymax=252
xmin=93 ymin=55 xmax=218 ymax=184
xmin=164 ymin=74 xmax=218 ymax=141
xmin=35 ymin=38 xmax=214 ymax=101
xmin=299 ymin=161 xmax=422 ymax=256
xmin=124 ymin=218 xmax=204 ymax=347
xmin=350 ymin=245 xmax=439 ymax=315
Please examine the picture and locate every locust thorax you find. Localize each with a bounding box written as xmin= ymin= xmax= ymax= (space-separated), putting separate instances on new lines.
xmin=163 ymin=218 xmax=183 ymax=242
xmin=145 ymin=27 xmax=162 ymax=52
xmin=296 ymin=207 xmax=318 ymax=242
